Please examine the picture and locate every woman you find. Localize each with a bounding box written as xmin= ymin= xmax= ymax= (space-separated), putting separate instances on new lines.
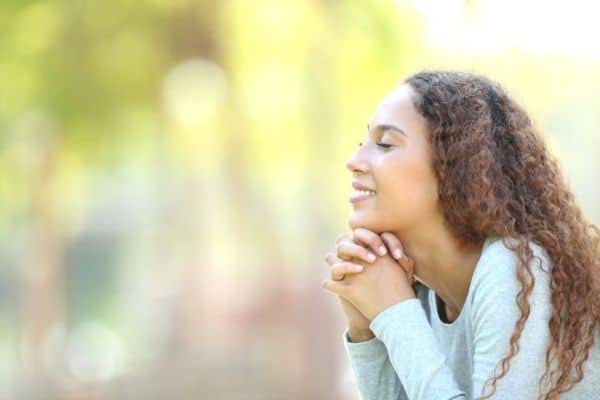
xmin=321 ymin=70 xmax=600 ymax=399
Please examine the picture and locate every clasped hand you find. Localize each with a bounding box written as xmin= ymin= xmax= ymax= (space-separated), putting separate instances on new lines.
xmin=321 ymin=228 xmax=417 ymax=321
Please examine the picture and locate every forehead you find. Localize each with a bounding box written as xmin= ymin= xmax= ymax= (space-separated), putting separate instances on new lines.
xmin=369 ymin=84 xmax=428 ymax=138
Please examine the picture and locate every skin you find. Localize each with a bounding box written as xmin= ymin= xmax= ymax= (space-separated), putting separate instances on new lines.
xmin=322 ymin=83 xmax=484 ymax=325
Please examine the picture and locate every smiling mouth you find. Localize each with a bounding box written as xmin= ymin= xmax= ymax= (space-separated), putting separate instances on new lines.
xmin=349 ymin=189 xmax=376 ymax=203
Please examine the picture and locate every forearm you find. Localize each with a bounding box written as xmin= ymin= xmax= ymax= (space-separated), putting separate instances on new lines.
xmin=343 ymin=327 xmax=409 ymax=400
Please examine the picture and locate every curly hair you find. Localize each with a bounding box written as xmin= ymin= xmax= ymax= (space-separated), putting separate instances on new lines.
xmin=404 ymin=70 xmax=600 ymax=399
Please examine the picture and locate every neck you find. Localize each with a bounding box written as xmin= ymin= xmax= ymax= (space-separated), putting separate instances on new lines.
xmin=389 ymin=218 xmax=484 ymax=320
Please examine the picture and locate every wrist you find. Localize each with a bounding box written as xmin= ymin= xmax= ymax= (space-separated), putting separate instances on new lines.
xmin=347 ymin=328 xmax=375 ymax=343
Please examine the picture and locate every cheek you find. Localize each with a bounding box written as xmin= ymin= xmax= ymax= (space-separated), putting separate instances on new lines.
xmin=379 ymin=163 xmax=437 ymax=212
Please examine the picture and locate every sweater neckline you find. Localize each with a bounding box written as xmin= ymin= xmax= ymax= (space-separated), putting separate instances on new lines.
xmin=431 ymin=236 xmax=500 ymax=327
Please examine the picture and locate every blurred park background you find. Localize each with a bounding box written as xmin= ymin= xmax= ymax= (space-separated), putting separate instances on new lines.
xmin=1 ymin=0 xmax=599 ymax=398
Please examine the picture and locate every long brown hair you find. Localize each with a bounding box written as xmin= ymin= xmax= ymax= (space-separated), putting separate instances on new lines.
xmin=405 ymin=70 xmax=600 ymax=399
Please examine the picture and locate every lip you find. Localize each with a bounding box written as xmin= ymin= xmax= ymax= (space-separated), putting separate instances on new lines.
xmin=350 ymin=181 xmax=377 ymax=204
xmin=349 ymin=193 xmax=376 ymax=203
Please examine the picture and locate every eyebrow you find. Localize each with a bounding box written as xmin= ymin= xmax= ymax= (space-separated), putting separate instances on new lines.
xmin=367 ymin=123 xmax=408 ymax=138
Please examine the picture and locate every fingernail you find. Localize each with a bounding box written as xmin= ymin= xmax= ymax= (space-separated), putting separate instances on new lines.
xmin=353 ymin=265 xmax=363 ymax=272
xmin=394 ymin=249 xmax=403 ymax=259
xmin=379 ymin=246 xmax=387 ymax=256
xmin=367 ymin=252 xmax=376 ymax=262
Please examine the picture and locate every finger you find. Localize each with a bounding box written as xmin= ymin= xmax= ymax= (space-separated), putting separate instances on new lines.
xmin=352 ymin=228 xmax=388 ymax=256
xmin=336 ymin=241 xmax=376 ymax=263
xmin=324 ymin=252 xmax=342 ymax=266
xmin=335 ymin=233 xmax=351 ymax=246
xmin=331 ymin=262 xmax=364 ymax=281
xmin=379 ymin=232 xmax=414 ymax=279
xmin=399 ymin=256 xmax=415 ymax=282
xmin=321 ymin=279 xmax=351 ymax=298
xmin=380 ymin=232 xmax=405 ymax=260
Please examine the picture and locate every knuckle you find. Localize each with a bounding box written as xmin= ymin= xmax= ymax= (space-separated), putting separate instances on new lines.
xmin=345 ymin=262 xmax=361 ymax=273
xmin=356 ymin=228 xmax=380 ymax=248
xmin=387 ymin=232 xmax=404 ymax=248
xmin=336 ymin=233 xmax=350 ymax=245
xmin=364 ymin=248 xmax=375 ymax=260
xmin=381 ymin=231 xmax=395 ymax=245
xmin=352 ymin=227 xmax=368 ymax=241
xmin=335 ymin=243 xmax=348 ymax=256
xmin=337 ymin=242 xmax=358 ymax=258
xmin=331 ymin=266 xmax=341 ymax=278
xmin=325 ymin=252 xmax=339 ymax=265
xmin=380 ymin=232 xmax=391 ymax=245
xmin=380 ymin=231 xmax=393 ymax=240
xmin=332 ymin=262 xmax=358 ymax=280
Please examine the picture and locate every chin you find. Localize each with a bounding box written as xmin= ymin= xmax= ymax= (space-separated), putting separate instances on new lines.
xmin=347 ymin=213 xmax=384 ymax=232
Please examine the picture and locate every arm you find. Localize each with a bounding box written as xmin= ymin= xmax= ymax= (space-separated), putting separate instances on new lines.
xmin=343 ymin=329 xmax=409 ymax=400
xmin=369 ymin=299 xmax=466 ymax=399
xmin=368 ymin=246 xmax=553 ymax=400
xmin=342 ymin=282 xmax=427 ymax=400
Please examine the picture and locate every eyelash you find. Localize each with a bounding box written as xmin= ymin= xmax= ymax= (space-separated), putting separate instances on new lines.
xmin=357 ymin=142 xmax=392 ymax=149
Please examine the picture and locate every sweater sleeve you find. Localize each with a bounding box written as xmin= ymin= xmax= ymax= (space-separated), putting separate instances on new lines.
xmin=369 ymin=299 xmax=466 ymax=399
xmin=342 ymin=283 xmax=429 ymax=400
xmin=367 ymin=244 xmax=553 ymax=400
xmin=342 ymin=328 xmax=409 ymax=399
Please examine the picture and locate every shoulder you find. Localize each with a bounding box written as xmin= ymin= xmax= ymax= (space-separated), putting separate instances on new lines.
xmin=469 ymin=236 xmax=554 ymax=320
xmin=474 ymin=236 xmax=553 ymax=285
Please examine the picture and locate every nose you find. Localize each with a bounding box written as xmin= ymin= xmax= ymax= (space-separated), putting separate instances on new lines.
xmin=346 ymin=146 xmax=369 ymax=175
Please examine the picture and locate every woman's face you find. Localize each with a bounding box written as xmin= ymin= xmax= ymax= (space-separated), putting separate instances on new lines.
xmin=346 ymin=83 xmax=440 ymax=233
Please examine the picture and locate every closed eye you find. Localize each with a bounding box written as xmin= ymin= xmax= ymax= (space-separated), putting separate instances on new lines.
xmin=357 ymin=142 xmax=393 ymax=149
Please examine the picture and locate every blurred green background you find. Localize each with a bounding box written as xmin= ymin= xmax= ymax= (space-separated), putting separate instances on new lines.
xmin=0 ymin=0 xmax=599 ymax=398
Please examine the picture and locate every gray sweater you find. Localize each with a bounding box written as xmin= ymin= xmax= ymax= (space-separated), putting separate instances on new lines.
xmin=343 ymin=236 xmax=600 ymax=399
